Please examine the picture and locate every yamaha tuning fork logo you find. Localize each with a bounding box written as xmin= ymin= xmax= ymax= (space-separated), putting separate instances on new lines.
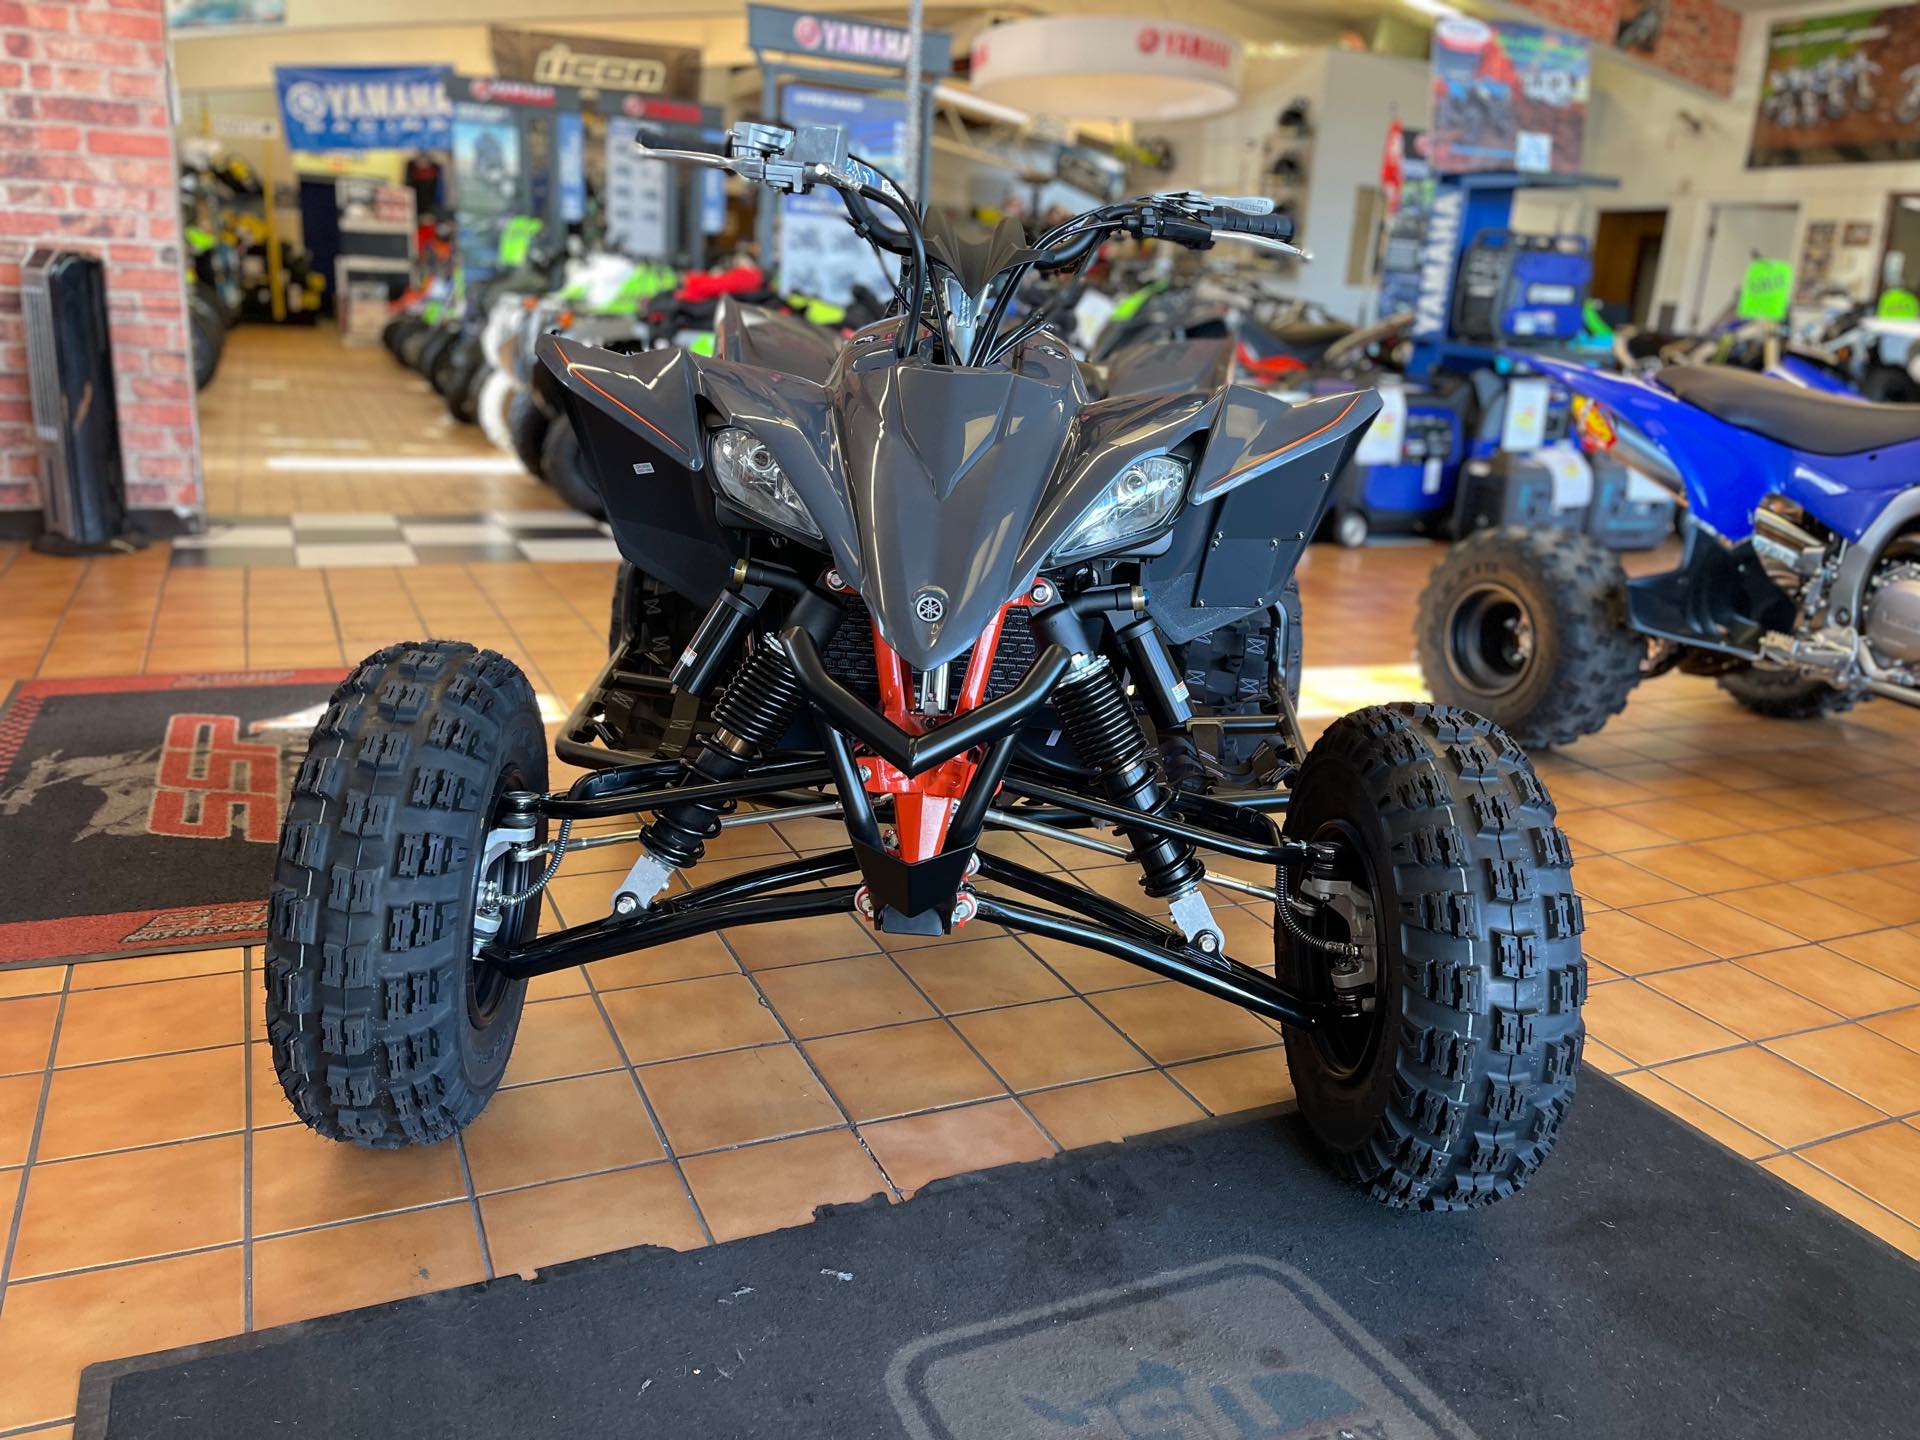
xmin=914 ymin=590 xmax=947 ymax=625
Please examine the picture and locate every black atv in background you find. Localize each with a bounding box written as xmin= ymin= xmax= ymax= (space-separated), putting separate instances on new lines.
xmin=266 ymin=121 xmax=1585 ymax=1213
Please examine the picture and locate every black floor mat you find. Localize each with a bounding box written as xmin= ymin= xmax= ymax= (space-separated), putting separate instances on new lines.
xmin=78 ymin=1077 xmax=1920 ymax=1439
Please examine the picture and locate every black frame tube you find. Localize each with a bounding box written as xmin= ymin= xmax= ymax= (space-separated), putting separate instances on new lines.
xmin=821 ymin=726 xmax=883 ymax=850
xmin=974 ymin=894 xmax=1319 ymax=1027
xmin=537 ymin=760 xmax=834 ymax=820
xmin=782 ymin=626 xmax=1072 ymax=777
xmin=1001 ymin=774 xmax=1314 ymax=865
xmin=492 ymin=886 xmax=863 ymax=978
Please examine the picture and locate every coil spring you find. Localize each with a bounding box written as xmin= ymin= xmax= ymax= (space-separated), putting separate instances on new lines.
xmin=711 ymin=643 xmax=805 ymax=750
xmin=1053 ymin=658 xmax=1204 ymax=901
xmin=641 ymin=641 xmax=805 ymax=869
xmin=1053 ymin=661 xmax=1146 ymax=774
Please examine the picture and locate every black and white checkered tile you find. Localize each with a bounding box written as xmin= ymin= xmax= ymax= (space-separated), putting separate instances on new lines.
xmin=170 ymin=512 xmax=623 ymax=568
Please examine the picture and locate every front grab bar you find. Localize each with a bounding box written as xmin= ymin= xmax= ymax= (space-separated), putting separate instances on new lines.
xmin=779 ymin=627 xmax=1072 ymax=778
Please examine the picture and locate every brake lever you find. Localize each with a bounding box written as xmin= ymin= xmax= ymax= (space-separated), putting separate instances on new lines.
xmin=1214 ymin=231 xmax=1312 ymax=261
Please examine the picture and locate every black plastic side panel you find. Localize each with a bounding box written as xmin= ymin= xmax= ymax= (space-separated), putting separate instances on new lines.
xmin=1147 ymin=386 xmax=1380 ymax=644
xmin=539 ymin=333 xmax=734 ymax=606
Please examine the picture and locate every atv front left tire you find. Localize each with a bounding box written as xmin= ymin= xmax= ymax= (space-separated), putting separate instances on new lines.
xmin=266 ymin=641 xmax=547 ymax=1148
xmin=1279 ymin=702 xmax=1585 ymax=1209
xmin=1417 ymin=527 xmax=1646 ymax=747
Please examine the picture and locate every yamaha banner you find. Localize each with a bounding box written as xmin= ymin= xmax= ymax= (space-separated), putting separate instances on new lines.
xmin=275 ymin=65 xmax=452 ymax=152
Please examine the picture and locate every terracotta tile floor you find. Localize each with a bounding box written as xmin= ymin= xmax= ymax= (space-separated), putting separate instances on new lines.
xmin=3 ymin=325 xmax=1920 ymax=1432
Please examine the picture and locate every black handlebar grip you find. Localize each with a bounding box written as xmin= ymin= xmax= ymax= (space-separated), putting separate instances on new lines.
xmin=1156 ymin=218 xmax=1214 ymax=248
xmin=1216 ymin=208 xmax=1294 ymax=242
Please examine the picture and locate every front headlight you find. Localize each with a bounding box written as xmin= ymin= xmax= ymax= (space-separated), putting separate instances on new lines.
xmin=708 ymin=427 xmax=822 ymax=540
xmin=1053 ymin=455 xmax=1188 ymax=560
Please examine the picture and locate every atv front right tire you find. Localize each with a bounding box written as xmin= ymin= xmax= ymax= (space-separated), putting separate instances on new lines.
xmin=1279 ymin=702 xmax=1585 ymax=1209
xmin=1417 ymin=527 xmax=1645 ymax=747
xmin=265 ymin=641 xmax=547 ymax=1148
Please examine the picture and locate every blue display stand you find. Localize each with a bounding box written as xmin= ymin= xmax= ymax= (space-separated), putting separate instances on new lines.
xmin=1400 ymin=170 xmax=1617 ymax=380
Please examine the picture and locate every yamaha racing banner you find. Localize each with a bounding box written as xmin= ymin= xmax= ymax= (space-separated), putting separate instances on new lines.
xmin=275 ymin=65 xmax=452 ymax=152
xmin=1428 ymin=18 xmax=1589 ymax=176
xmin=1750 ymin=7 xmax=1920 ymax=168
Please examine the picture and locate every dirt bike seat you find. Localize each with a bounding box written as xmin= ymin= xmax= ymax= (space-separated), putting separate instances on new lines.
xmin=1270 ymin=319 xmax=1352 ymax=348
xmin=1658 ymin=364 xmax=1920 ymax=455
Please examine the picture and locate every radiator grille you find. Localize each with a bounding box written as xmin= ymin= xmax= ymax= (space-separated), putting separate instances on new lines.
xmin=821 ymin=597 xmax=1039 ymax=704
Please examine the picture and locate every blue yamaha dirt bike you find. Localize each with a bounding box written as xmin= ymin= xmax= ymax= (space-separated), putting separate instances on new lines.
xmin=1417 ymin=353 xmax=1920 ymax=743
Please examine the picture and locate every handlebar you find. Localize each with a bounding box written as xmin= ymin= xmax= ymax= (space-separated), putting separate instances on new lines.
xmin=637 ymin=120 xmax=1312 ymax=366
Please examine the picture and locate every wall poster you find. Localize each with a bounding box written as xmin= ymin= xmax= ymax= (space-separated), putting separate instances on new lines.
xmin=1429 ymin=17 xmax=1590 ymax=176
xmin=1751 ymin=7 xmax=1920 ymax=168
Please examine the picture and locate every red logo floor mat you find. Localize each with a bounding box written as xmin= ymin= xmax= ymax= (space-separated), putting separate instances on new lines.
xmin=0 ymin=669 xmax=347 ymax=967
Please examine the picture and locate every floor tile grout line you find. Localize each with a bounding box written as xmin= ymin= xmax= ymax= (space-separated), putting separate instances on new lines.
xmin=1604 ymin=1045 xmax=1920 ymax=1137
xmin=874 ymin=948 xmax=1066 ymax=1155
xmin=1616 ymin=1063 xmax=1920 ymax=1159
xmin=318 ymin=569 xmax=352 ymax=669
xmin=578 ymin=962 xmax=720 ymax=1249
xmin=21 ymin=556 xmax=94 ymax=680
xmin=1763 ymin=1145 xmax=1920 ymax=1232
xmin=135 ymin=548 xmax=174 ymax=676
xmin=710 ymin=907 xmax=908 ymax=1205
xmin=454 ymin=1133 xmax=496 ymax=1282
xmin=985 ymin=922 xmax=1257 ymax=1119
xmin=482 ymin=1026 xmax=1294 ymax=1113
xmin=0 ymin=966 xmax=74 ymax=1319
xmin=1597 ymin=969 xmax=1920 ymax=1072
xmin=0 ymin=1418 xmax=79 ymax=1439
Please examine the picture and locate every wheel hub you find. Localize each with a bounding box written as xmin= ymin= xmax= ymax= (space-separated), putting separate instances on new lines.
xmin=1291 ymin=822 xmax=1385 ymax=1078
xmin=1445 ymin=581 xmax=1537 ymax=698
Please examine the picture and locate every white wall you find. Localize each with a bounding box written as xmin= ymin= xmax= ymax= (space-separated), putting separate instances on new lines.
xmin=1512 ymin=5 xmax=1920 ymax=329
xmin=1153 ymin=50 xmax=1429 ymax=322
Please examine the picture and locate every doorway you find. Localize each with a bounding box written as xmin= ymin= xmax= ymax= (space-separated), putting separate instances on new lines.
xmin=1592 ymin=209 xmax=1666 ymax=328
xmin=1878 ymin=193 xmax=1920 ymax=299
xmin=1690 ymin=202 xmax=1800 ymax=330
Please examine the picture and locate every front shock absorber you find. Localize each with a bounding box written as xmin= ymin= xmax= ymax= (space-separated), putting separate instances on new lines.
xmin=1051 ymin=655 xmax=1205 ymax=902
xmin=613 ymin=581 xmax=840 ymax=913
xmin=639 ymin=641 xmax=806 ymax=869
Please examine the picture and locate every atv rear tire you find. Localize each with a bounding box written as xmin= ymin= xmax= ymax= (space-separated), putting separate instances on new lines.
xmin=477 ymin=370 xmax=517 ymax=452
xmin=188 ymin=292 xmax=224 ymax=392
xmin=1416 ymin=527 xmax=1645 ymax=747
xmin=1717 ymin=665 xmax=1860 ymax=719
xmin=265 ymin=641 xmax=547 ymax=1148
xmin=1279 ymin=702 xmax=1585 ymax=1209
xmin=508 ymin=389 xmax=552 ymax=478
xmin=1178 ymin=581 xmax=1304 ymax=713
xmin=541 ymin=414 xmax=607 ymax=518
xmin=415 ymin=328 xmax=457 ymax=380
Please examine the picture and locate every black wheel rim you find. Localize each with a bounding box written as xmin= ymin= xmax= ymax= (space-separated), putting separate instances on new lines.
xmin=1299 ymin=819 xmax=1385 ymax=1082
xmin=469 ymin=763 xmax=538 ymax=1027
xmin=1444 ymin=580 xmax=1537 ymax=699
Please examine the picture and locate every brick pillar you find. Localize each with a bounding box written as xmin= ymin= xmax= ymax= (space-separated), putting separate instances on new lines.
xmin=0 ymin=0 xmax=203 ymax=527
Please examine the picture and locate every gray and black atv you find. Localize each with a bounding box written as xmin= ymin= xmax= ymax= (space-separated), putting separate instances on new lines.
xmin=266 ymin=121 xmax=1585 ymax=1211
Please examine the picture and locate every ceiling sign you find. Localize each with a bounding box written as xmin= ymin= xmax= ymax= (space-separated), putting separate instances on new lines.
xmin=969 ymin=17 xmax=1242 ymax=120
xmin=491 ymin=28 xmax=701 ymax=100
xmin=747 ymin=5 xmax=954 ymax=74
